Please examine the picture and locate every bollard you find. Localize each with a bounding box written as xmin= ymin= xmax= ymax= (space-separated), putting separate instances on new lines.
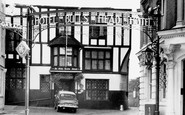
xmin=120 ymin=105 xmax=123 ymax=111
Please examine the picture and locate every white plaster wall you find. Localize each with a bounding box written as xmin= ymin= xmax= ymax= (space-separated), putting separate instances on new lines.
xmin=113 ymin=48 xmax=119 ymax=72
xmin=32 ymin=44 xmax=41 ymax=63
xmin=30 ymin=66 xmax=50 ymax=89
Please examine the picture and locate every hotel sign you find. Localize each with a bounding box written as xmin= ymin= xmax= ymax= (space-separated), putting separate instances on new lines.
xmin=0 ymin=11 xmax=154 ymax=31
xmin=33 ymin=12 xmax=153 ymax=27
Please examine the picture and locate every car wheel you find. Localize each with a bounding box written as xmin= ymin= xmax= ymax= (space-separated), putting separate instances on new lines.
xmin=72 ymin=108 xmax=77 ymax=113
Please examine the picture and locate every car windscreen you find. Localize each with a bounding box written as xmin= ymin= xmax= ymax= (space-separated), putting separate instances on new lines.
xmin=59 ymin=93 xmax=76 ymax=100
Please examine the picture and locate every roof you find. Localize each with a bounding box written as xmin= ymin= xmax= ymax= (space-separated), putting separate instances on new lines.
xmin=48 ymin=35 xmax=82 ymax=47
xmin=58 ymin=90 xmax=76 ymax=95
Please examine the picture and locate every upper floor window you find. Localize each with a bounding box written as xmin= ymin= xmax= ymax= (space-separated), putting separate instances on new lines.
xmin=89 ymin=25 xmax=107 ymax=46
xmin=59 ymin=25 xmax=74 ymax=36
xmin=83 ymin=49 xmax=112 ymax=71
xmin=147 ymin=68 xmax=152 ymax=99
xmin=52 ymin=46 xmax=79 ymax=68
xmin=6 ymin=29 xmax=21 ymax=53
xmin=49 ymin=36 xmax=82 ymax=69
xmin=89 ymin=26 xmax=107 ymax=39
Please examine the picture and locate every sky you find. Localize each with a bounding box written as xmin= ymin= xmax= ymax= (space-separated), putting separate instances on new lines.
xmin=6 ymin=0 xmax=141 ymax=80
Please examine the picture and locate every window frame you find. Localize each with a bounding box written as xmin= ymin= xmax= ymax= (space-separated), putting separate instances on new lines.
xmin=83 ymin=48 xmax=112 ymax=72
xmin=40 ymin=74 xmax=51 ymax=93
xmin=51 ymin=46 xmax=79 ymax=68
xmin=6 ymin=66 xmax=25 ymax=90
xmin=85 ymin=79 xmax=109 ymax=101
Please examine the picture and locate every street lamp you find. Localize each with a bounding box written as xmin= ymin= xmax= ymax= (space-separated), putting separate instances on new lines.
xmin=141 ymin=2 xmax=161 ymax=115
xmin=8 ymin=4 xmax=37 ymax=115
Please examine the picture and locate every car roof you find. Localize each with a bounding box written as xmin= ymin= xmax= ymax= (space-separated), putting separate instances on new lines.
xmin=58 ymin=90 xmax=76 ymax=95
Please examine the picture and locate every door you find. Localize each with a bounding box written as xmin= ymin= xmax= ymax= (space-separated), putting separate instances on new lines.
xmin=54 ymin=79 xmax=75 ymax=94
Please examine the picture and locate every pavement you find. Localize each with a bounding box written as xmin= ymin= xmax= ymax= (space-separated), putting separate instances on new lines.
xmin=0 ymin=105 xmax=139 ymax=115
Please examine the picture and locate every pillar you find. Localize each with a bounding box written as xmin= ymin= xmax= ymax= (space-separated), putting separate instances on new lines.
xmin=166 ymin=60 xmax=175 ymax=115
xmin=176 ymin=0 xmax=185 ymax=26
xmin=161 ymin=44 xmax=181 ymax=115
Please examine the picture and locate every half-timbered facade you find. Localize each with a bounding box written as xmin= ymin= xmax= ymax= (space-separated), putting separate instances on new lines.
xmin=4 ymin=4 xmax=132 ymax=109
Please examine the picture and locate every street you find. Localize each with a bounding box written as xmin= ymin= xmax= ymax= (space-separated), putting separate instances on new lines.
xmin=2 ymin=106 xmax=139 ymax=115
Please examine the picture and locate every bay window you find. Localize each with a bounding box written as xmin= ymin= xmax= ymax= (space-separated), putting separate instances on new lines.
xmin=52 ymin=46 xmax=79 ymax=68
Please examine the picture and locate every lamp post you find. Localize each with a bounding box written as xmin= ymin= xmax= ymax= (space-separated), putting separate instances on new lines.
xmin=15 ymin=5 xmax=36 ymax=115
xmin=142 ymin=2 xmax=161 ymax=115
xmin=25 ymin=7 xmax=31 ymax=115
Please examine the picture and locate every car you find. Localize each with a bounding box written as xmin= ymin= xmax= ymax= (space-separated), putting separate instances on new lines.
xmin=54 ymin=90 xmax=78 ymax=113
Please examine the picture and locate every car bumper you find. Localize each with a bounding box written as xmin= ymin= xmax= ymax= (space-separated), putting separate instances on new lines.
xmin=58 ymin=104 xmax=78 ymax=109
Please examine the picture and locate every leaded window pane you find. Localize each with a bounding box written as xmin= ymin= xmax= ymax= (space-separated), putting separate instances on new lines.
xmin=92 ymin=51 xmax=97 ymax=59
xmin=67 ymin=56 xmax=72 ymax=66
xmin=92 ymin=60 xmax=97 ymax=69
xmin=10 ymin=79 xmax=16 ymax=89
xmin=73 ymin=57 xmax=77 ymax=67
xmin=16 ymin=79 xmax=23 ymax=89
xmin=59 ymin=56 xmax=65 ymax=66
xmin=10 ymin=68 xmax=15 ymax=78
xmin=85 ymin=59 xmax=91 ymax=70
xmin=98 ymin=51 xmax=104 ymax=59
xmin=105 ymin=51 xmax=110 ymax=58
xmin=54 ymin=47 xmax=58 ymax=55
xmin=98 ymin=60 xmax=104 ymax=70
xmin=40 ymin=75 xmax=50 ymax=92
xmin=86 ymin=90 xmax=91 ymax=100
xmin=54 ymin=56 xmax=58 ymax=66
xmin=17 ymin=68 xmax=22 ymax=78
xmin=85 ymin=51 xmax=90 ymax=58
xmin=74 ymin=49 xmax=78 ymax=55
xmin=59 ymin=47 xmax=65 ymax=54
xmin=67 ymin=47 xmax=72 ymax=55
xmin=105 ymin=60 xmax=110 ymax=70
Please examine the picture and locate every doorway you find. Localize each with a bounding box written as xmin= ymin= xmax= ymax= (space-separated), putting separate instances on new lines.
xmin=54 ymin=79 xmax=75 ymax=94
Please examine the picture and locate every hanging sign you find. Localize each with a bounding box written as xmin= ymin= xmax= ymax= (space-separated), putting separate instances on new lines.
xmin=16 ymin=41 xmax=30 ymax=58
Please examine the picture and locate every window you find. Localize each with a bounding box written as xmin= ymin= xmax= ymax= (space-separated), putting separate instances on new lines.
xmin=147 ymin=68 xmax=152 ymax=99
xmin=89 ymin=26 xmax=107 ymax=38
xmin=40 ymin=75 xmax=50 ymax=92
xmin=89 ymin=25 xmax=107 ymax=45
xmin=84 ymin=49 xmax=112 ymax=71
xmin=52 ymin=47 xmax=78 ymax=68
xmin=160 ymin=62 xmax=167 ymax=99
xmin=6 ymin=30 xmax=21 ymax=53
xmin=86 ymin=79 xmax=109 ymax=101
xmin=58 ymin=23 xmax=74 ymax=36
xmin=6 ymin=67 xmax=25 ymax=89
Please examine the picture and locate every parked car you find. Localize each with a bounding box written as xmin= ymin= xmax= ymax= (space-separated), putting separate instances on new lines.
xmin=54 ymin=90 xmax=78 ymax=113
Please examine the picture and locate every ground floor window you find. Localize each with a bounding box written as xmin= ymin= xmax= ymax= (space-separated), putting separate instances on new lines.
xmin=6 ymin=67 xmax=25 ymax=89
xmin=159 ymin=62 xmax=167 ymax=99
xmin=85 ymin=79 xmax=109 ymax=101
xmin=40 ymin=75 xmax=50 ymax=92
